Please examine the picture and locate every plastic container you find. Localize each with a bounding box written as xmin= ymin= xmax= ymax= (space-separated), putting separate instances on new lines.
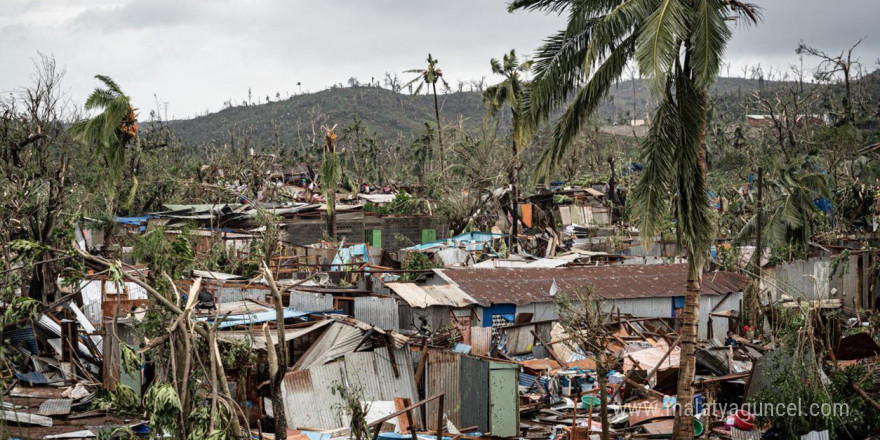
xmin=580 ymin=395 xmax=601 ymax=409
xmin=734 ymin=410 xmax=756 ymax=430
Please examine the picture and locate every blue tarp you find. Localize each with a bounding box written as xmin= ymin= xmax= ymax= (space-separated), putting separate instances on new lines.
xmin=115 ymin=215 xmax=156 ymax=232
xmin=403 ymin=231 xmax=506 ymax=253
xmin=331 ymin=244 xmax=369 ymax=271
xmin=482 ymin=304 xmax=516 ymax=327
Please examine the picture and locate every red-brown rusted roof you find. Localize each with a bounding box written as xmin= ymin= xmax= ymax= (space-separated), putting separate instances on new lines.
xmin=438 ymin=264 xmax=749 ymax=306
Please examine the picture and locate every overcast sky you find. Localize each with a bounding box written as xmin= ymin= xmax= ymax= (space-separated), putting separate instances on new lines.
xmin=1 ymin=0 xmax=878 ymax=119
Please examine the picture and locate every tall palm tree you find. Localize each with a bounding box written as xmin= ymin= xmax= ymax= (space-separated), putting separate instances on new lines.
xmin=321 ymin=126 xmax=341 ymax=240
xmin=71 ymin=75 xmax=137 ymax=175
xmin=405 ymin=54 xmax=449 ymax=179
xmin=484 ymin=49 xmax=533 ymax=253
xmin=510 ymin=1 xmax=759 ymax=438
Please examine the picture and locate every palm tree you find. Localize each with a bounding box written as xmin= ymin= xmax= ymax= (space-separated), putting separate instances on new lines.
xmin=405 ymin=54 xmax=449 ymax=179
xmin=484 ymin=50 xmax=533 ymax=253
xmin=737 ymin=165 xmax=830 ymax=259
xmin=72 ymin=75 xmax=137 ymax=175
xmin=320 ymin=126 xmax=341 ymax=241
xmin=510 ymin=1 xmax=759 ymax=438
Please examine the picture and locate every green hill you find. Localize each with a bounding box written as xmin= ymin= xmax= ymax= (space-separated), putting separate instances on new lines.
xmin=168 ymin=75 xmax=845 ymax=148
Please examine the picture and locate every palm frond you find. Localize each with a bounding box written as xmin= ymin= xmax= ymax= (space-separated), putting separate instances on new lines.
xmin=94 ymin=74 xmax=124 ymax=95
xmin=691 ymin=0 xmax=731 ymax=89
xmin=635 ymin=0 xmax=688 ymax=91
xmin=671 ymin=63 xmax=715 ymax=260
xmin=629 ymin=82 xmax=679 ymax=239
xmin=533 ymin=33 xmax=637 ymax=181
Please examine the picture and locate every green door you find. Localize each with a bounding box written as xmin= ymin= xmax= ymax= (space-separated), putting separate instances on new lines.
xmin=365 ymin=229 xmax=382 ymax=248
xmin=489 ymin=362 xmax=519 ymax=437
xmin=421 ymin=228 xmax=436 ymax=244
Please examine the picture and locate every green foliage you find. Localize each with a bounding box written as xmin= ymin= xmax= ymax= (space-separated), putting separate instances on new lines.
xmin=132 ymin=226 xmax=195 ymax=279
xmin=331 ymin=381 xmax=371 ymax=440
xmin=93 ymin=384 xmax=140 ymax=416
xmin=399 ymin=252 xmax=440 ymax=281
xmin=70 ymin=75 xmax=136 ymax=175
xmin=144 ymin=382 xmax=182 ymax=436
xmin=2 ymin=297 xmax=40 ymax=324
xmin=219 ymin=339 xmax=256 ymax=370
xmin=120 ymin=343 xmax=140 ymax=378
xmin=363 ymin=191 xmax=421 ymax=215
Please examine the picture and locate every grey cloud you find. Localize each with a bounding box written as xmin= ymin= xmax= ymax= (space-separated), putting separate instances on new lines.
xmin=0 ymin=0 xmax=878 ymax=118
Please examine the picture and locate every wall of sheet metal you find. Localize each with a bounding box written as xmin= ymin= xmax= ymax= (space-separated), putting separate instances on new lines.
xmin=283 ymin=346 xmax=421 ymax=431
xmin=281 ymin=362 xmax=346 ymax=430
xmin=469 ymin=327 xmax=493 ymax=356
xmin=288 ymin=291 xmax=335 ymax=313
xmin=354 ymin=296 xmax=400 ymax=332
xmin=344 ymin=346 xmax=422 ymax=424
xmin=763 ymin=255 xmax=860 ymax=307
xmin=425 ymin=350 xmax=462 ymax=430
xmin=459 ymin=355 xmax=490 ymax=432
xmin=215 ymin=286 xmax=268 ymax=304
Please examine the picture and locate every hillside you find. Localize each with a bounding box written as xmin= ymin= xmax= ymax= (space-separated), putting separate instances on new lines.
xmin=167 ymin=76 xmax=817 ymax=148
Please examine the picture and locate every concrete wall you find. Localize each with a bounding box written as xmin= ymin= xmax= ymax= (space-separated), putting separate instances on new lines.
xmin=283 ymin=214 xmax=446 ymax=255
xmin=364 ymin=215 xmax=447 ymax=254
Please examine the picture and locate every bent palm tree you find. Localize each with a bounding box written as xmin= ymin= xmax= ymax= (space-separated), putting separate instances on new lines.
xmin=484 ymin=49 xmax=533 ymax=253
xmin=737 ymin=166 xmax=830 ymax=258
xmin=510 ymin=1 xmax=759 ymax=438
xmin=405 ymin=54 xmax=449 ymax=179
xmin=71 ymin=75 xmax=137 ymax=174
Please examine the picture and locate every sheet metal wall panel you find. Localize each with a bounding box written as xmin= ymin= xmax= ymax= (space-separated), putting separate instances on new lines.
xmin=354 ymin=296 xmax=400 ymax=332
xmin=459 ymin=356 xmax=490 ymax=432
xmin=347 ymin=346 xmax=422 ymax=424
xmin=489 ymin=362 xmax=520 ymax=437
xmin=502 ymin=325 xmax=535 ymax=355
xmin=515 ymin=302 xmax=559 ymax=322
xmin=426 ymin=350 xmax=461 ymax=429
xmin=470 ymin=327 xmax=492 ymax=356
xmin=409 ymin=306 xmax=451 ymax=334
xmin=216 ymin=286 xmax=266 ymax=304
xmin=282 ymin=362 xmax=346 ymax=430
xmin=701 ymin=292 xmax=742 ymax=339
xmin=288 ymin=291 xmax=335 ymax=312
xmin=764 ymin=256 xmax=859 ymax=308
xmin=80 ymin=280 xmax=103 ymax=326
xmin=607 ymin=297 xmax=672 ymax=320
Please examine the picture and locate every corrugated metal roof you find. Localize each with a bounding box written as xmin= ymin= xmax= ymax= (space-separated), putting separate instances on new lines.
xmin=38 ymin=399 xmax=72 ymax=416
xmin=439 ymin=264 xmax=749 ymax=306
xmin=385 ymin=283 xmax=477 ymax=308
xmin=293 ymin=322 xmax=369 ymax=371
xmin=216 ymin=319 xmax=333 ymax=349
xmin=197 ymin=301 xmax=309 ymax=328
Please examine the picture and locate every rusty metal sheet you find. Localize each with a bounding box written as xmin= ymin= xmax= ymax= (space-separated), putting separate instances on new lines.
xmin=38 ymin=398 xmax=72 ymax=416
xmin=281 ymin=362 xmax=345 ymax=430
xmin=439 ymin=264 xmax=748 ymax=306
xmin=470 ymin=327 xmax=492 ymax=356
xmin=425 ymin=349 xmax=461 ymax=429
